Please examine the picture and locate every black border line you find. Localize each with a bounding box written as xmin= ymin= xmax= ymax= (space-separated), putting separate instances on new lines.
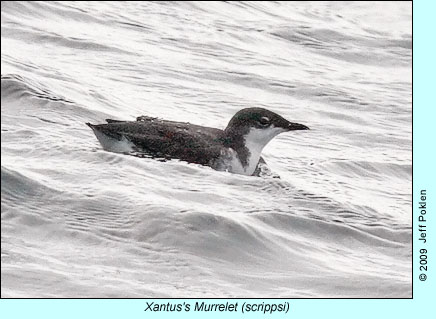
xmin=411 ymin=0 xmax=414 ymax=301
xmin=0 ymin=0 xmax=414 ymax=300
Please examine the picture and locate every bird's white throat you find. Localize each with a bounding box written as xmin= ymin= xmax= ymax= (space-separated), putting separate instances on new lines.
xmin=229 ymin=126 xmax=286 ymax=175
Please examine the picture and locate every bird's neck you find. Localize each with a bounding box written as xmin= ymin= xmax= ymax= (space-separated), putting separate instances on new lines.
xmin=223 ymin=127 xmax=270 ymax=174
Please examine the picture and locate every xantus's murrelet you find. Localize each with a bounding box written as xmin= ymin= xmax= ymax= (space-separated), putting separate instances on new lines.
xmin=87 ymin=108 xmax=309 ymax=176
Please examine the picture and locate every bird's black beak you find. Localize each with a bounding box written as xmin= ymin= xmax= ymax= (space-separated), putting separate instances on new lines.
xmin=287 ymin=122 xmax=310 ymax=131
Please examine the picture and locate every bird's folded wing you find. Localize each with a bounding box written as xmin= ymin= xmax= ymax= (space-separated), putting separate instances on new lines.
xmin=94 ymin=122 xmax=222 ymax=165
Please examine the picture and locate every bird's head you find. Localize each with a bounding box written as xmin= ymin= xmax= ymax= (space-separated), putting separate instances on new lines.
xmin=224 ymin=107 xmax=309 ymax=150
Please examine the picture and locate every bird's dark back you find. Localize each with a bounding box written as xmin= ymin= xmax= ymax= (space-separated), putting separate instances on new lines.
xmin=92 ymin=117 xmax=225 ymax=165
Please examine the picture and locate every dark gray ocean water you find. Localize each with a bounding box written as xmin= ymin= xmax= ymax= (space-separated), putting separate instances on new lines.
xmin=1 ymin=1 xmax=411 ymax=297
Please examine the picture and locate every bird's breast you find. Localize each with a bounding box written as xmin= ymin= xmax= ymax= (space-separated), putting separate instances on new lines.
xmin=213 ymin=147 xmax=259 ymax=176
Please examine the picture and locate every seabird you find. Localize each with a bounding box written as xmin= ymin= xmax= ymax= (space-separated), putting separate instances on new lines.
xmin=86 ymin=107 xmax=309 ymax=176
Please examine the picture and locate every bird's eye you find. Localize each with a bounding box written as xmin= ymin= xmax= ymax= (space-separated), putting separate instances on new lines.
xmin=259 ymin=117 xmax=270 ymax=126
